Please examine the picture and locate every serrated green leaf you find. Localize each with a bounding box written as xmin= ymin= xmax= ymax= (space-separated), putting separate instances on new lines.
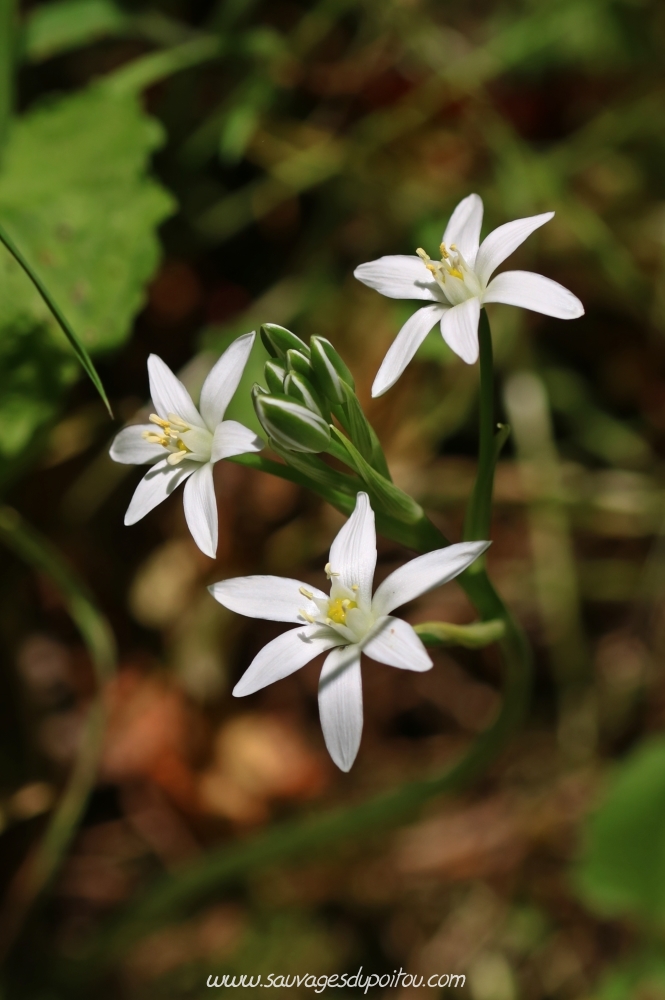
xmin=0 ymin=85 xmax=174 ymax=355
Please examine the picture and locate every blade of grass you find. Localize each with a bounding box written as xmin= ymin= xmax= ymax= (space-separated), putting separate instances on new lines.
xmin=0 ymin=506 xmax=117 ymax=960
xmin=102 ymin=35 xmax=221 ymax=96
xmin=0 ymin=223 xmax=112 ymax=416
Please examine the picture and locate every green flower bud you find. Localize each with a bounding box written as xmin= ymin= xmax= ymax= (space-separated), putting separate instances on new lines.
xmin=264 ymin=359 xmax=287 ymax=394
xmin=260 ymin=324 xmax=310 ymax=360
xmin=284 ymin=371 xmax=327 ymax=418
xmin=254 ymin=393 xmax=331 ymax=453
xmin=286 ymin=349 xmax=314 ymax=379
xmin=309 ymin=336 xmax=355 ymax=404
xmin=251 ymin=383 xmax=269 ymax=400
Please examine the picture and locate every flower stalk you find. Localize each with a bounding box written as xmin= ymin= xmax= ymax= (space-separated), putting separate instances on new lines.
xmin=463 ymin=309 xmax=510 ymax=553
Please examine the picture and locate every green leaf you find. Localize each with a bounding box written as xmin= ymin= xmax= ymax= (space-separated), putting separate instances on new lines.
xmin=0 ymin=222 xmax=112 ymax=414
xmin=574 ymin=736 xmax=665 ymax=926
xmin=0 ymin=324 xmax=77 ymax=465
xmin=22 ymin=0 xmax=128 ymax=63
xmin=0 ymin=84 xmax=174 ymax=355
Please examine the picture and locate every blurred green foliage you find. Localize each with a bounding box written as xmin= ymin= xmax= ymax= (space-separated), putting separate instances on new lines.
xmin=0 ymin=84 xmax=172 ymax=464
xmin=1 ymin=0 xmax=665 ymax=996
xmin=576 ymin=737 xmax=665 ymax=926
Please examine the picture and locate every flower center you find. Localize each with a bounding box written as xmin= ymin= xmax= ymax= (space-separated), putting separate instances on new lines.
xmin=327 ymin=597 xmax=358 ymax=625
xmin=298 ymin=574 xmax=364 ymax=636
xmin=416 ymin=243 xmax=481 ymax=306
xmin=142 ymin=413 xmax=194 ymax=465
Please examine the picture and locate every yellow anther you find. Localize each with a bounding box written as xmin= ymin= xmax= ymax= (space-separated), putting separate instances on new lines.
xmin=299 ymin=609 xmax=315 ymax=623
xmin=166 ymin=451 xmax=189 ymax=465
xmin=142 ymin=431 xmax=167 ymax=445
xmin=324 ymin=562 xmax=340 ymax=579
xmin=327 ymin=597 xmax=357 ymax=625
xmin=449 ymin=243 xmax=457 ymax=251
xmin=439 ymin=243 xmax=450 ymax=258
xmin=149 ymin=413 xmax=169 ymax=428
xmin=351 ymin=584 xmax=359 ymax=592
xmin=166 ymin=413 xmax=190 ymax=431
xmin=416 ymin=248 xmax=430 ymax=262
xmin=299 ymin=586 xmax=314 ymax=599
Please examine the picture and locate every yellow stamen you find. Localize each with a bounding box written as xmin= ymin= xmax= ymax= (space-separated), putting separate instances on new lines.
xmin=327 ymin=597 xmax=358 ymax=625
xmin=324 ymin=563 xmax=340 ymax=579
xmin=167 ymin=413 xmax=190 ymax=431
xmin=351 ymin=584 xmax=359 ymax=592
xmin=149 ymin=414 xmax=169 ymax=428
xmin=166 ymin=450 xmax=189 ymax=466
xmin=142 ymin=431 xmax=167 ymax=445
xmin=299 ymin=609 xmax=315 ymax=623
xmin=299 ymin=586 xmax=314 ymax=599
xmin=439 ymin=243 xmax=450 ymax=258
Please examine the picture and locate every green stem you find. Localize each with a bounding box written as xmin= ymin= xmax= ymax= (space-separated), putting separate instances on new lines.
xmin=415 ymin=618 xmax=505 ymax=648
xmin=0 ymin=507 xmax=116 ymax=961
xmin=464 ymin=308 xmax=496 ymax=544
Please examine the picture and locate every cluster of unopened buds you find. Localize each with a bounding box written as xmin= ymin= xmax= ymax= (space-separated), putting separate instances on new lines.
xmin=110 ymin=194 xmax=583 ymax=769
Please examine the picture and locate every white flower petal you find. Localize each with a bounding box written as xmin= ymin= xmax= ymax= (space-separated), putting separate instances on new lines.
xmin=328 ymin=492 xmax=376 ymax=610
xmin=440 ymin=298 xmax=481 ymax=364
xmin=372 ymin=540 xmax=490 ymax=618
xmin=354 ymin=255 xmax=441 ymax=301
xmin=482 ymin=270 xmax=584 ymax=319
xmin=443 ymin=193 xmax=484 ymax=266
xmin=209 ymin=575 xmax=328 ymax=622
xmin=199 ymin=331 xmax=256 ymax=431
xmin=362 ymin=616 xmax=432 ymax=672
xmin=109 ymin=425 xmax=163 ymax=465
xmin=124 ymin=457 xmax=197 ymax=525
xmin=147 ymin=354 xmax=206 ymax=428
xmin=183 ymin=462 xmax=218 ymax=558
xmin=474 ymin=212 xmax=554 ymax=287
xmin=211 ymin=420 xmax=264 ymax=463
xmin=233 ymin=625 xmax=342 ymax=697
xmin=318 ymin=644 xmax=363 ymax=771
xmin=371 ymin=303 xmax=447 ymax=397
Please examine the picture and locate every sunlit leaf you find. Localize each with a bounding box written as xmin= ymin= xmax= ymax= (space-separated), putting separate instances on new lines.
xmin=0 ymin=84 xmax=174 ymax=354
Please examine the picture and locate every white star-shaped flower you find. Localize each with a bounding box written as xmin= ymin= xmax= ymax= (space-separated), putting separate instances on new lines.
xmin=110 ymin=332 xmax=263 ymax=559
xmin=354 ymin=193 xmax=584 ymax=396
xmin=209 ymin=492 xmax=488 ymax=771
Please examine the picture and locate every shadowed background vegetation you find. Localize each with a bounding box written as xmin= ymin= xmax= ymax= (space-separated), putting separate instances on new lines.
xmin=1 ymin=0 xmax=665 ymax=995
